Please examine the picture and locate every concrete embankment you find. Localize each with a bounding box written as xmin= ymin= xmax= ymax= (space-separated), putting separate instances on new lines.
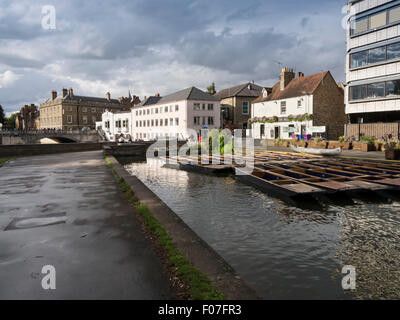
xmin=107 ymin=155 xmax=261 ymax=300
xmin=0 ymin=142 xmax=116 ymax=157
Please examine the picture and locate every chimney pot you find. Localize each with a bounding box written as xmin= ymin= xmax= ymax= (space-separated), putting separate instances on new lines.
xmin=69 ymin=88 xmax=74 ymax=97
xmin=298 ymin=72 xmax=304 ymax=78
xmin=62 ymin=88 xmax=68 ymax=97
xmin=155 ymin=93 xmax=160 ymax=97
xmin=51 ymin=90 xmax=57 ymax=100
xmin=106 ymin=92 xmax=111 ymax=101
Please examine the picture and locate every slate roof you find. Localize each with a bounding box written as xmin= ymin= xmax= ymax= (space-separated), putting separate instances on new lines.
xmin=252 ymin=71 xmax=330 ymax=103
xmin=135 ymin=87 xmax=218 ymax=107
xmin=214 ymin=82 xmax=264 ymax=100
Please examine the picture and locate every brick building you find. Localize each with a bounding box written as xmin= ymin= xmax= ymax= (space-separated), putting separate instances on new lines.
xmin=40 ymin=88 xmax=140 ymax=130
xmin=15 ymin=104 xmax=40 ymax=131
xmin=251 ymin=68 xmax=345 ymax=141
xmin=214 ymin=82 xmax=266 ymax=130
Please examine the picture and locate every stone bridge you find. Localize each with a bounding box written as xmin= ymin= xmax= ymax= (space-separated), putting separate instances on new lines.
xmin=0 ymin=130 xmax=103 ymax=145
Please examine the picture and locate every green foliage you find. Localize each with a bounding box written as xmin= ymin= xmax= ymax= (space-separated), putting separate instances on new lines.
xmin=360 ymin=135 xmax=375 ymax=145
xmin=0 ymin=159 xmax=10 ymax=168
xmin=207 ymin=82 xmax=216 ymax=94
xmin=0 ymin=105 xmax=5 ymax=124
xmin=5 ymin=113 xmax=17 ymax=129
xmin=104 ymin=156 xmax=225 ymax=300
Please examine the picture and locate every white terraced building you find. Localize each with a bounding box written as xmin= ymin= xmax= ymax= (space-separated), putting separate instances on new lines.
xmin=346 ymin=0 xmax=400 ymax=139
xmin=131 ymin=87 xmax=220 ymax=141
xmin=98 ymin=87 xmax=221 ymax=141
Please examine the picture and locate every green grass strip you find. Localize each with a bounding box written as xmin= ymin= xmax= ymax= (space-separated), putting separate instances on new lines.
xmin=105 ymin=156 xmax=225 ymax=300
xmin=0 ymin=158 xmax=10 ymax=168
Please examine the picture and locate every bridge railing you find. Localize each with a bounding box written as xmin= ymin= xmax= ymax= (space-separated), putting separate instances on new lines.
xmin=0 ymin=129 xmax=99 ymax=135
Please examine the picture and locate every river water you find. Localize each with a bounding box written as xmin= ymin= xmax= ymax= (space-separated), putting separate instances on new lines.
xmin=123 ymin=159 xmax=400 ymax=300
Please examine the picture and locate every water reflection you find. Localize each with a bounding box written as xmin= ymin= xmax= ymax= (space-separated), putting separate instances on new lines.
xmin=123 ymin=158 xmax=400 ymax=300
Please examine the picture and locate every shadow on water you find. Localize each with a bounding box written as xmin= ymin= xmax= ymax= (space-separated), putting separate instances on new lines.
xmin=121 ymin=158 xmax=400 ymax=300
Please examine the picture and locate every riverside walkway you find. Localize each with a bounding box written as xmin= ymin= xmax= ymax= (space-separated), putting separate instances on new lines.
xmin=0 ymin=151 xmax=172 ymax=299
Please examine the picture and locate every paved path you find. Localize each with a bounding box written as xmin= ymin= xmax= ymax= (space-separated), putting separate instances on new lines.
xmin=0 ymin=151 xmax=172 ymax=299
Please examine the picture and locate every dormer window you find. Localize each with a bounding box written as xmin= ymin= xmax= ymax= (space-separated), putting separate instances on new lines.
xmin=262 ymin=88 xmax=269 ymax=98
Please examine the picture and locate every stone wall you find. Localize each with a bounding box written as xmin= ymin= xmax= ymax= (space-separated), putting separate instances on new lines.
xmin=0 ymin=142 xmax=116 ymax=157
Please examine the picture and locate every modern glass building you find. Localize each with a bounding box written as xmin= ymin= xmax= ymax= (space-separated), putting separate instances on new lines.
xmin=346 ymin=0 xmax=400 ymax=138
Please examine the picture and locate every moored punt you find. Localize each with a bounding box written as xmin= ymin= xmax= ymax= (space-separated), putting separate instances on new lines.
xmin=235 ymin=167 xmax=325 ymax=198
xmin=256 ymin=164 xmax=362 ymax=193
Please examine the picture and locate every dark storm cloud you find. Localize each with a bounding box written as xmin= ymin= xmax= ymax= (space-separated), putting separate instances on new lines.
xmin=0 ymin=0 xmax=346 ymax=112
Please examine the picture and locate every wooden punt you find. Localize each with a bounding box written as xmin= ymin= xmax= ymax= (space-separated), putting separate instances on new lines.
xmin=235 ymin=167 xmax=325 ymax=198
xmin=256 ymin=164 xmax=364 ymax=193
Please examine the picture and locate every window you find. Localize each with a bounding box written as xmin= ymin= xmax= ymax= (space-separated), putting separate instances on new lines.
xmin=165 ymin=118 xmax=168 ymax=126
xmin=208 ymin=104 xmax=214 ymax=110
xmin=370 ymin=11 xmax=387 ymax=30
xmin=139 ymin=120 xmax=142 ymax=127
xmin=160 ymin=107 xmax=163 ymax=113
xmin=367 ymin=82 xmax=385 ymax=98
xmin=83 ymin=116 xmax=88 ymax=124
xmin=83 ymin=107 xmax=87 ymax=113
xmin=175 ymin=105 xmax=179 ymax=111
xmin=169 ymin=118 xmax=173 ymax=126
xmin=160 ymin=119 xmax=163 ymax=126
xmin=242 ymin=101 xmax=249 ymax=115
xmin=147 ymin=109 xmax=150 ymax=115
xmin=105 ymin=121 xmax=110 ymax=128
xmin=202 ymin=104 xmax=206 ymax=110
xmin=194 ymin=116 xmax=200 ymax=125
xmin=368 ymin=47 xmax=386 ymax=64
xmin=147 ymin=120 xmax=150 ymax=126
xmin=143 ymin=120 xmax=146 ymax=127
xmin=297 ymin=100 xmax=302 ymax=107
xmin=170 ymin=105 xmax=173 ymax=112
xmin=387 ymin=43 xmax=400 ymax=60
xmin=208 ymin=117 xmax=214 ymax=125
xmin=280 ymin=101 xmax=287 ymax=114
xmin=350 ymin=85 xmax=367 ymax=100
xmin=151 ymin=120 xmax=154 ymax=127
xmin=67 ymin=115 xmax=72 ymax=124
xmin=194 ymin=103 xmax=200 ymax=111
xmin=139 ymin=110 xmax=142 ymax=116
xmin=386 ymin=80 xmax=400 ymax=97
xmin=92 ymin=116 xmax=96 ymax=123
xmin=136 ymin=121 xmax=138 ymax=127
xmin=91 ymin=108 xmax=96 ymax=113
xmin=351 ymin=51 xmax=368 ymax=68
xmin=156 ymin=119 xmax=158 ymax=126
xmin=155 ymin=108 xmax=158 ymax=114
xmin=389 ymin=6 xmax=400 ymax=24
xmin=136 ymin=111 xmax=138 ymax=116
xmin=352 ymin=17 xmax=368 ymax=35
xmin=67 ymin=106 xmax=72 ymax=112
xmin=175 ymin=118 xmax=179 ymax=126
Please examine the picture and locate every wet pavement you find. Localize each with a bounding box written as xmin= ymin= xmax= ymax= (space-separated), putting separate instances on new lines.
xmin=0 ymin=151 xmax=173 ymax=299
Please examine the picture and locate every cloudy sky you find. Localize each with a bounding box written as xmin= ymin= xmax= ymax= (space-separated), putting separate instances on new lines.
xmin=0 ymin=0 xmax=347 ymax=114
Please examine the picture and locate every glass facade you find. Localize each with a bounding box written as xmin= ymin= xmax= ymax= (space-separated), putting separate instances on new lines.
xmin=350 ymin=41 xmax=400 ymax=68
xmin=351 ymin=5 xmax=400 ymax=36
xmin=350 ymin=79 xmax=400 ymax=101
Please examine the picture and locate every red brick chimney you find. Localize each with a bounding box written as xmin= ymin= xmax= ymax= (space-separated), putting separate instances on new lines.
xmin=298 ymin=72 xmax=304 ymax=78
xmin=51 ymin=90 xmax=57 ymax=100
xmin=155 ymin=93 xmax=160 ymax=97
xmin=69 ymin=88 xmax=74 ymax=97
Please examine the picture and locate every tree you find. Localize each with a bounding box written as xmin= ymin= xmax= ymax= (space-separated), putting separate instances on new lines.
xmin=207 ymin=82 xmax=216 ymax=95
xmin=5 ymin=113 xmax=17 ymax=130
xmin=0 ymin=104 xmax=5 ymax=124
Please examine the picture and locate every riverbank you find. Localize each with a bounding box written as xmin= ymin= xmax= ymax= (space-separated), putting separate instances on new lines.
xmin=0 ymin=158 xmax=9 ymax=167
xmin=106 ymin=155 xmax=261 ymax=300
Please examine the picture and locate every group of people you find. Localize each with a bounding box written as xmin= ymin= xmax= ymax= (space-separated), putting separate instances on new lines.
xmin=115 ymin=134 xmax=133 ymax=144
